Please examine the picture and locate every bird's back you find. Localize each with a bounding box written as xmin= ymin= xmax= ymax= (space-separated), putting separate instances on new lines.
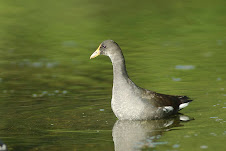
xmin=141 ymin=88 xmax=193 ymax=112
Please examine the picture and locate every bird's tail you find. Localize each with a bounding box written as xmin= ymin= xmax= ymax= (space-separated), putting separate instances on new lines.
xmin=178 ymin=96 xmax=193 ymax=110
xmin=178 ymin=96 xmax=193 ymax=103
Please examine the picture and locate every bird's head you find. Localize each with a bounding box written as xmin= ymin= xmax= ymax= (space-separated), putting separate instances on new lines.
xmin=90 ymin=40 xmax=121 ymax=59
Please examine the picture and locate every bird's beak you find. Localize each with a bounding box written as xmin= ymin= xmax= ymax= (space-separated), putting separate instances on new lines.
xmin=90 ymin=44 xmax=101 ymax=59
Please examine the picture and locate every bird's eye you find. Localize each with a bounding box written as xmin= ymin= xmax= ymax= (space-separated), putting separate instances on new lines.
xmin=102 ymin=45 xmax=106 ymax=48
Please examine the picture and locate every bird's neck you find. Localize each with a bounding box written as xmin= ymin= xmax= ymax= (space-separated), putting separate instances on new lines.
xmin=109 ymin=52 xmax=129 ymax=84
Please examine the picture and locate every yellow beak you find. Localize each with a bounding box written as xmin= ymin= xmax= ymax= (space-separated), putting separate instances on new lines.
xmin=90 ymin=44 xmax=101 ymax=59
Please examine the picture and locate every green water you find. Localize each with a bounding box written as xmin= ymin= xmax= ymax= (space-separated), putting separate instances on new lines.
xmin=0 ymin=0 xmax=226 ymax=150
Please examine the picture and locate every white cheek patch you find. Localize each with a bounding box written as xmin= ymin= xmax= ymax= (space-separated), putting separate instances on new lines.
xmin=163 ymin=106 xmax=174 ymax=113
xmin=179 ymin=102 xmax=189 ymax=110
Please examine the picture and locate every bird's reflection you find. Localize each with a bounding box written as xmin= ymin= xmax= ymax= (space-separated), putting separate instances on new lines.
xmin=112 ymin=115 xmax=193 ymax=151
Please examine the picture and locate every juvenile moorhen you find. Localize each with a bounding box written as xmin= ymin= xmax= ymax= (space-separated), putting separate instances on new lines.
xmin=90 ymin=40 xmax=193 ymax=120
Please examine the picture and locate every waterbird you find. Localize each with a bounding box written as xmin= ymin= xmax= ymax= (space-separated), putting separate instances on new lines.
xmin=90 ymin=40 xmax=193 ymax=120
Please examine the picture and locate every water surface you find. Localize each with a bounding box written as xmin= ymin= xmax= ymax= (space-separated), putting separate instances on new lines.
xmin=0 ymin=0 xmax=226 ymax=150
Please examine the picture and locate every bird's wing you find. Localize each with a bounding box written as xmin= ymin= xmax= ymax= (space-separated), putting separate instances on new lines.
xmin=141 ymin=88 xmax=192 ymax=110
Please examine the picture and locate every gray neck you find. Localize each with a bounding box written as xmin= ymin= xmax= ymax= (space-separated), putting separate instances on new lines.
xmin=108 ymin=51 xmax=129 ymax=85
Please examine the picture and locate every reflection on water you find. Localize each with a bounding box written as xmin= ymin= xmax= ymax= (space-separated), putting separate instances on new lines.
xmin=113 ymin=115 xmax=192 ymax=151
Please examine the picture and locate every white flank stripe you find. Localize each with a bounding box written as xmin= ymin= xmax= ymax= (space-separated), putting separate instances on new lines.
xmin=163 ymin=106 xmax=174 ymax=113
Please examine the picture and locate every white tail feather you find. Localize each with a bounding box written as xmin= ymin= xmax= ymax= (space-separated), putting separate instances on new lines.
xmin=179 ymin=102 xmax=189 ymax=110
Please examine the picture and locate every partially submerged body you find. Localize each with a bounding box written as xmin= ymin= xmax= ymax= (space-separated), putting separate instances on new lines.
xmin=90 ymin=40 xmax=193 ymax=120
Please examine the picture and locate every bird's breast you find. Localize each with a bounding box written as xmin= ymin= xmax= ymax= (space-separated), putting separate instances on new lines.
xmin=111 ymin=85 xmax=147 ymax=120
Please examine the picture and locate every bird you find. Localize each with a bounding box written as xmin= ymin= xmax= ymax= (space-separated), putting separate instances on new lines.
xmin=90 ymin=40 xmax=193 ymax=120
